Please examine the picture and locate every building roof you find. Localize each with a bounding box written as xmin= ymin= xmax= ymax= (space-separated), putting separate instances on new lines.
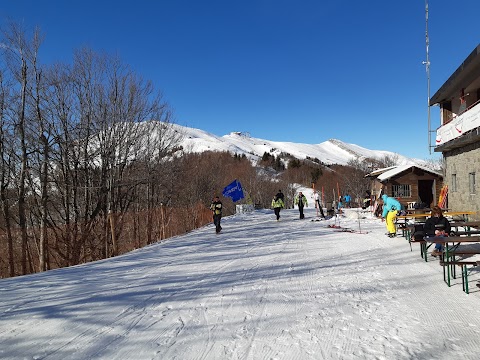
xmin=364 ymin=166 xmax=397 ymax=178
xmin=430 ymin=44 xmax=480 ymax=106
xmin=375 ymin=164 xmax=442 ymax=182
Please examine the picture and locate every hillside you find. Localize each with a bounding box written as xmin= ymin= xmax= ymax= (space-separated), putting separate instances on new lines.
xmin=173 ymin=123 xmax=427 ymax=166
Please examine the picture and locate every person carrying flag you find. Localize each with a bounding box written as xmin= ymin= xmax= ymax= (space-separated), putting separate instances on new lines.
xmin=210 ymin=196 xmax=223 ymax=233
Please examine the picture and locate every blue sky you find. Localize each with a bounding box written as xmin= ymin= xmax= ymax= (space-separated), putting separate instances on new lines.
xmin=2 ymin=1 xmax=479 ymax=160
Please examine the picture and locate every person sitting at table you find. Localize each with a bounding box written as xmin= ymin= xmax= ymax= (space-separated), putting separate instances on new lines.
xmin=424 ymin=206 xmax=452 ymax=257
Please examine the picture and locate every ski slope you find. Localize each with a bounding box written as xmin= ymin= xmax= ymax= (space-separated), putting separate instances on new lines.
xmin=1 ymin=207 xmax=480 ymax=359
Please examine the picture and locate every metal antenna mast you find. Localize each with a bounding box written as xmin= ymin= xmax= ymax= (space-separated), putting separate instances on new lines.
xmin=422 ymin=0 xmax=433 ymax=154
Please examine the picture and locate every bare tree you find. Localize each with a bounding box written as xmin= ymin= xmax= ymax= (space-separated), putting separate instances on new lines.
xmin=379 ymin=153 xmax=399 ymax=168
xmin=343 ymin=159 xmax=372 ymax=206
xmin=0 ymin=68 xmax=17 ymax=276
xmin=1 ymin=23 xmax=45 ymax=274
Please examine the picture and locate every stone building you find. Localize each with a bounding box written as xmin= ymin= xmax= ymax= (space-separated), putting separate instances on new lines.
xmin=430 ymin=44 xmax=480 ymax=219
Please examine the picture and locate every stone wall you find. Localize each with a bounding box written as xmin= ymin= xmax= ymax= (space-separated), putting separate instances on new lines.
xmin=444 ymin=140 xmax=480 ymax=220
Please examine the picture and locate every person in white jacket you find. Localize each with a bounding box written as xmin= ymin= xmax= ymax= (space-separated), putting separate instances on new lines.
xmin=313 ymin=191 xmax=325 ymax=218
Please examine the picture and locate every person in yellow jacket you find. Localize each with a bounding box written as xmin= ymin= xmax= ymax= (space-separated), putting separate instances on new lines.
xmin=294 ymin=191 xmax=308 ymax=219
xmin=381 ymin=194 xmax=401 ymax=237
xmin=271 ymin=194 xmax=285 ymax=221
xmin=210 ymin=196 xmax=223 ymax=233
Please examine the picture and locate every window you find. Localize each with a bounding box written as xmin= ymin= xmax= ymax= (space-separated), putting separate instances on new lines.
xmin=392 ymin=184 xmax=411 ymax=198
xmin=469 ymin=172 xmax=476 ymax=194
xmin=451 ymin=174 xmax=457 ymax=192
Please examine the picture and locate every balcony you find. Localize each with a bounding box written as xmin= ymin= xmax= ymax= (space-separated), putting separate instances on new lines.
xmin=435 ymin=101 xmax=480 ymax=151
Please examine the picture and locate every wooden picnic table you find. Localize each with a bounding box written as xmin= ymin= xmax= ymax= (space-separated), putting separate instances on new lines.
xmin=405 ymin=220 xmax=480 ymax=243
xmin=450 ymin=220 xmax=480 ymax=231
xmin=406 ymin=220 xmax=480 ymax=262
xmin=398 ymin=211 xmax=475 ymax=221
xmin=405 ymin=208 xmax=451 ymax=214
xmin=405 ymin=208 xmax=430 ymax=214
xmin=423 ymin=235 xmax=480 ymax=290
xmin=450 ymin=220 xmax=480 ymax=227
xmin=397 ymin=211 xmax=476 ymax=235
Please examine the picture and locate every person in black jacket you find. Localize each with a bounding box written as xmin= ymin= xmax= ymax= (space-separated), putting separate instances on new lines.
xmin=275 ymin=190 xmax=285 ymax=201
xmin=210 ymin=196 xmax=223 ymax=233
xmin=424 ymin=206 xmax=451 ymax=257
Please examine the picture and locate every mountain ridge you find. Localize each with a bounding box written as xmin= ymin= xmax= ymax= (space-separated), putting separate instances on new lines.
xmin=173 ymin=123 xmax=428 ymax=167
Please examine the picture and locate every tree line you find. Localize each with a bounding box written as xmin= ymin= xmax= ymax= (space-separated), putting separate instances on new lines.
xmin=0 ymin=23 xmax=191 ymax=277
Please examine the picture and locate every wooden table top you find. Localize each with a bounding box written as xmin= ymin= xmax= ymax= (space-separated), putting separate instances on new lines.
xmin=398 ymin=211 xmax=475 ymax=220
xmin=423 ymin=235 xmax=480 ymax=243
xmin=450 ymin=221 xmax=480 ymax=228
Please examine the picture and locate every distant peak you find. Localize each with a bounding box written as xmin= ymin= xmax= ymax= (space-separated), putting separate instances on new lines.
xmin=229 ymin=131 xmax=251 ymax=137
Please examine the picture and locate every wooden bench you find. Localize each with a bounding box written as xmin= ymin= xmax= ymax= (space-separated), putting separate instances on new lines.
xmin=396 ymin=219 xmax=425 ymax=238
xmin=452 ymin=230 xmax=480 ymax=236
xmin=423 ymin=236 xmax=480 ymax=286
xmin=409 ymin=239 xmax=429 ymax=259
xmin=397 ymin=211 xmax=475 ymax=228
xmin=441 ymin=249 xmax=480 ymax=293
xmin=450 ymin=220 xmax=480 ymax=229
xmin=441 ymin=260 xmax=479 ymax=294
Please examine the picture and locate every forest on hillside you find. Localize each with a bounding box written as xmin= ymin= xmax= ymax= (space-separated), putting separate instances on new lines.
xmin=0 ymin=24 xmax=394 ymax=279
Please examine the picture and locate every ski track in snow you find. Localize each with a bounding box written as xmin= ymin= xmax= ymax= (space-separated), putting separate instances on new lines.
xmin=1 ymin=208 xmax=480 ymax=359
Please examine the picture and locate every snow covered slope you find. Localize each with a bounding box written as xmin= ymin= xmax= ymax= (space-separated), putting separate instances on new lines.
xmin=173 ymin=123 xmax=426 ymax=166
xmin=2 ymin=208 xmax=480 ymax=359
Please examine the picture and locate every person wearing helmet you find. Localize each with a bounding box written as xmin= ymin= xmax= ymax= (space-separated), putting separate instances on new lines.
xmin=381 ymin=194 xmax=401 ymax=238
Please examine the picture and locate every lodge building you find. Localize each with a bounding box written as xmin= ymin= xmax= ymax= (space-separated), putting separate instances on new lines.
xmin=430 ymin=44 xmax=480 ymax=219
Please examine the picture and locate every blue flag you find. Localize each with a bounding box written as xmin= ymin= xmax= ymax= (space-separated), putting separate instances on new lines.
xmin=222 ymin=179 xmax=245 ymax=202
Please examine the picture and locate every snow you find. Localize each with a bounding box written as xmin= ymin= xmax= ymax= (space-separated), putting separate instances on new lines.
xmin=377 ymin=164 xmax=442 ymax=182
xmin=2 ymin=207 xmax=480 ymax=360
xmin=172 ymin=123 xmax=428 ymax=167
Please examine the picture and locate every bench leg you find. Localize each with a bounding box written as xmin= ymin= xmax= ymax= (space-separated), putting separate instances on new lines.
xmin=463 ymin=265 xmax=469 ymax=294
xmin=422 ymin=242 xmax=428 ymax=261
xmin=447 ymin=256 xmax=451 ymax=287
xmin=442 ymin=254 xmax=447 ymax=283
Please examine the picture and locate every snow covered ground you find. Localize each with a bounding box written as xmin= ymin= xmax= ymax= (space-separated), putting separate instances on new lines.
xmin=1 ymin=207 xmax=480 ymax=360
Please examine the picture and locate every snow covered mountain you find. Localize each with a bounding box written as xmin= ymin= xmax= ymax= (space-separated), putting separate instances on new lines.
xmin=173 ymin=123 xmax=426 ymax=166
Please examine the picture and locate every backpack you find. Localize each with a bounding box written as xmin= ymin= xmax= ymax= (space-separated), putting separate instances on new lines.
xmin=412 ymin=224 xmax=425 ymax=241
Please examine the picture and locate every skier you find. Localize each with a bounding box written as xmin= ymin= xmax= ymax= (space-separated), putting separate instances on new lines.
xmin=313 ymin=191 xmax=325 ymax=218
xmin=362 ymin=190 xmax=371 ymax=209
xmin=271 ymin=194 xmax=285 ymax=221
xmin=275 ymin=189 xmax=285 ymax=202
xmin=326 ymin=201 xmax=335 ymax=217
xmin=337 ymin=196 xmax=343 ymax=213
xmin=210 ymin=196 xmax=223 ymax=233
xmin=381 ymin=194 xmax=401 ymax=238
xmin=294 ymin=191 xmax=308 ymax=219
